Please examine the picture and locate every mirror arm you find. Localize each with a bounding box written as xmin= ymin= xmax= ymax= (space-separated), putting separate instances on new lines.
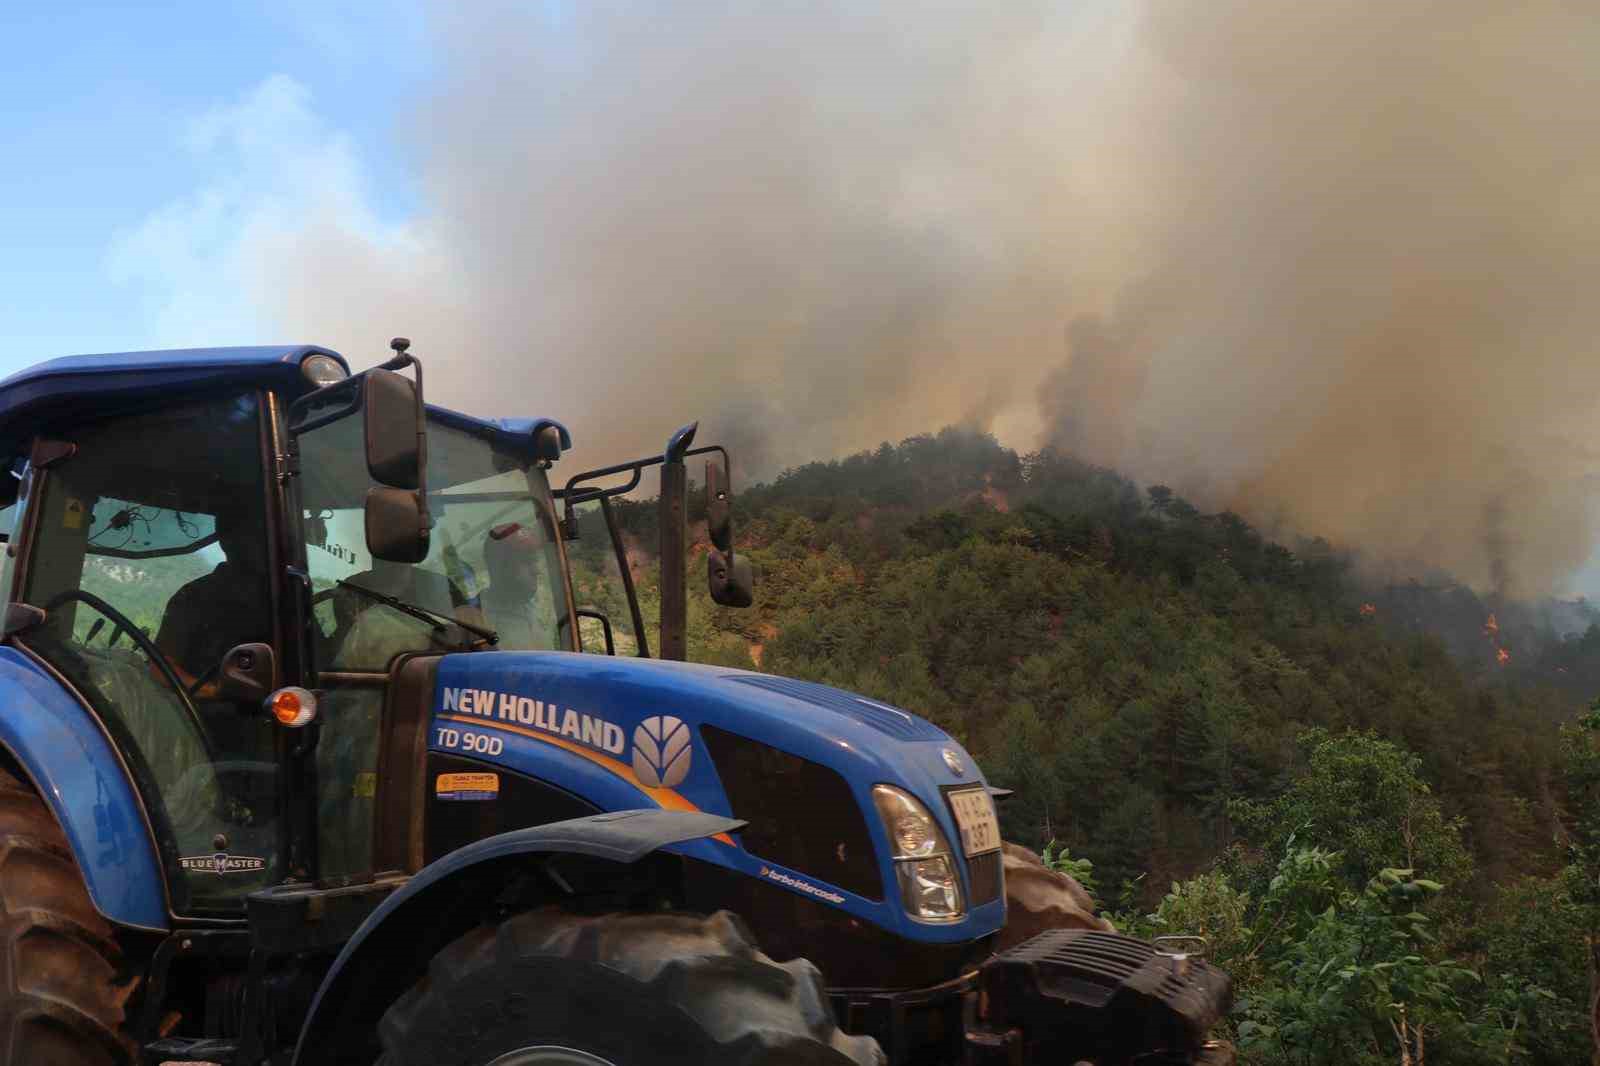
xmin=601 ymin=495 xmax=650 ymax=658
xmin=658 ymin=423 xmax=696 ymax=662
xmin=561 ymin=443 xmax=727 ymax=511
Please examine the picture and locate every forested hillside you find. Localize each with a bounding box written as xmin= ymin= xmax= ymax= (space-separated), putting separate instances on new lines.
xmin=582 ymin=427 xmax=1599 ymax=1065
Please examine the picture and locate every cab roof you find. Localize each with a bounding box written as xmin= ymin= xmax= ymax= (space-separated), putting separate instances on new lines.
xmin=0 ymin=345 xmax=571 ymax=456
xmin=0 ymin=345 xmax=343 ymax=452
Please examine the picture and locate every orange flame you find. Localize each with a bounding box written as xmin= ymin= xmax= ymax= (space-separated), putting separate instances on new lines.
xmin=1359 ymin=603 xmax=1377 ymax=617
xmin=1483 ymin=613 xmax=1500 ymax=637
xmin=1496 ymin=647 xmax=1511 ymax=665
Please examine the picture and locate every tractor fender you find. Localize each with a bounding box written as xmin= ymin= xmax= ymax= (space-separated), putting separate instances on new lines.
xmin=292 ymin=808 xmax=745 ymax=1066
xmin=0 ymin=647 xmax=167 ymax=931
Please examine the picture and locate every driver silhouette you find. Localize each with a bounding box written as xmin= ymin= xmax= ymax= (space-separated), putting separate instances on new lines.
xmin=155 ymin=506 xmax=271 ymax=695
xmin=480 ymin=522 xmax=548 ymax=649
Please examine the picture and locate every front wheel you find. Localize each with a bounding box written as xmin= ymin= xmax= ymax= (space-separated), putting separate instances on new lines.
xmin=377 ymin=908 xmax=884 ymax=1066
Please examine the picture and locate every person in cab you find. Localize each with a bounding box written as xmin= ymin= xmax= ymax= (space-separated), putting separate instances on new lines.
xmin=480 ymin=521 xmax=555 ymax=650
xmin=155 ymin=504 xmax=272 ymax=697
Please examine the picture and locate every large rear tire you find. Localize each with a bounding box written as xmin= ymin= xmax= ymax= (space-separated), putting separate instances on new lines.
xmin=377 ymin=908 xmax=884 ymax=1066
xmin=0 ymin=768 xmax=135 ymax=1065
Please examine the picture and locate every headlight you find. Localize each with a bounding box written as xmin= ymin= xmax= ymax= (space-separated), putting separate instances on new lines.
xmin=872 ymin=784 xmax=965 ymax=922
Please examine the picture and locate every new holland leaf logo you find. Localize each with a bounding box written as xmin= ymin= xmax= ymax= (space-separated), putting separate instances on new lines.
xmin=632 ymin=715 xmax=692 ymax=789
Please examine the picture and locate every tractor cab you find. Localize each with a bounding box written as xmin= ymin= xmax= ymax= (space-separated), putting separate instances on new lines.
xmin=0 ymin=341 xmax=745 ymax=918
xmin=0 ymin=346 xmax=590 ymax=913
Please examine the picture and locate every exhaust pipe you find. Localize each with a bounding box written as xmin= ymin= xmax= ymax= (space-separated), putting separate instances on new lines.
xmin=658 ymin=422 xmax=697 ymax=661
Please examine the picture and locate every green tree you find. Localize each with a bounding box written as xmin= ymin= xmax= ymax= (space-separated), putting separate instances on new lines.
xmin=1234 ymin=730 xmax=1473 ymax=894
xmin=1238 ymin=858 xmax=1486 ymax=1066
xmin=1478 ymin=877 xmax=1591 ymax=1065
xmin=1557 ymin=702 xmax=1600 ymax=1064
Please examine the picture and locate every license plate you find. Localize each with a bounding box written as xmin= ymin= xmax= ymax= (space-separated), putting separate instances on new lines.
xmin=948 ymin=788 xmax=1000 ymax=857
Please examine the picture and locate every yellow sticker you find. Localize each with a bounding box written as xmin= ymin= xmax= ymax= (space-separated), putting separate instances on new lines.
xmin=352 ymin=772 xmax=377 ymax=799
xmin=436 ymin=772 xmax=499 ymax=801
xmin=62 ymin=498 xmax=84 ymax=530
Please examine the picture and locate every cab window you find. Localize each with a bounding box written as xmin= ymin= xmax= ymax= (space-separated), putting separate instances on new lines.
xmin=298 ymin=411 xmax=570 ymax=672
xmin=17 ymin=393 xmax=279 ymax=914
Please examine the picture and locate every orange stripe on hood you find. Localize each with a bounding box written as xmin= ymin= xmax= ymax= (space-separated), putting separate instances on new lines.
xmin=436 ymin=713 xmax=735 ymax=845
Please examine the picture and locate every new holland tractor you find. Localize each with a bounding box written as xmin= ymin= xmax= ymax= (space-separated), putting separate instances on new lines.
xmin=0 ymin=341 xmax=1231 ymax=1065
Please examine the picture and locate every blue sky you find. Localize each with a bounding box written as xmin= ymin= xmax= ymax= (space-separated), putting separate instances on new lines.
xmin=0 ymin=1 xmax=428 ymax=358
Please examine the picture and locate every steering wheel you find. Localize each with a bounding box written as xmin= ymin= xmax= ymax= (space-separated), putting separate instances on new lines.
xmin=40 ymin=589 xmax=213 ymax=757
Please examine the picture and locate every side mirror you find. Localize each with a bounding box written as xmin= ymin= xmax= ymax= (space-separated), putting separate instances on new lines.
xmin=704 ymin=457 xmax=751 ymax=607
xmin=705 ymin=460 xmax=732 ymax=553
xmin=365 ymin=486 xmax=430 ymax=563
xmin=708 ymin=548 xmax=753 ymax=608
xmin=218 ymin=643 xmax=276 ymax=705
xmin=364 ymin=368 xmax=422 ymax=489
xmin=363 ymin=341 xmax=431 ymax=563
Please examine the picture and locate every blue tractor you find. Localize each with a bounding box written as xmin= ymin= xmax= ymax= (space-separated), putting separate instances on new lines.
xmin=0 ymin=341 xmax=1231 ymax=1065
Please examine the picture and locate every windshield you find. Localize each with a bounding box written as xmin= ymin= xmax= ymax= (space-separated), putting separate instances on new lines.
xmin=297 ymin=410 xmax=571 ymax=672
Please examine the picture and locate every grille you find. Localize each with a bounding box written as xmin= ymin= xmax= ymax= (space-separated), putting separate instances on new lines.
xmin=965 ymin=849 xmax=1003 ymax=907
xmin=722 ymin=675 xmax=946 ymax=741
xmin=701 ymin=725 xmax=883 ymax=900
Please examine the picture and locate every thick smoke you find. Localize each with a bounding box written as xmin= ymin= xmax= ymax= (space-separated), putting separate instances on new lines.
xmin=1097 ymin=1 xmax=1600 ymax=597
xmin=248 ymin=1 xmax=1600 ymax=597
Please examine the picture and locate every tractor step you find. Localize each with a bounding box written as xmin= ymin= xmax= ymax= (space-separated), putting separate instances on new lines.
xmin=969 ymin=928 xmax=1233 ymax=1064
xmin=145 ymin=1036 xmax=238 ymax=1065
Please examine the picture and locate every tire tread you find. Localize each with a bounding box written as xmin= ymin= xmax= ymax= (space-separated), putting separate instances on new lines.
xmin=0 ymin=767 xmax=134 ymax=1065
xmin=380 ymin=907 xmax=883 ymax=1066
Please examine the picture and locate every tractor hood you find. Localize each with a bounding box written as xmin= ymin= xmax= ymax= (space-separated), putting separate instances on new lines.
xmin=428 ymin=651 xmax=1005 ymax=945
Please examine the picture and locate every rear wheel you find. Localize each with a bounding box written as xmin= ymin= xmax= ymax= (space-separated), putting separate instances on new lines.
xmin=0 ymin=767 xmax=135 ymax=1065
xmin=480 ymin=1052 xmax=616 ymax=1066
xmin=378 ymin=908 xmax=884 ymax=1066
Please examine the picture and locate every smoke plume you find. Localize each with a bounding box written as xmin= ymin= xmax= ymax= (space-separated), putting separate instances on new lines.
xmin=243 ymin=1 xmax=1600 ymax=597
